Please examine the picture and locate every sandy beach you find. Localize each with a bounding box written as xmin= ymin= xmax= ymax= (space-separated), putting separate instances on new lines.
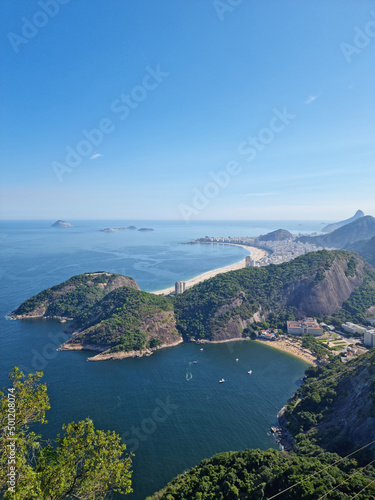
xmin=255 ymin=338 xmax=318 ymax=365
xmin=197 ymin=336 xmax=317 ymax=365
xmin=152 ymin=244 xmax=268 ymax=296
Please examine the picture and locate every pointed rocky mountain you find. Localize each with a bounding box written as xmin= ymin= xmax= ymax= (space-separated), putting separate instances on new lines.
xmin=322 ymin=209 xmax=364 ymax=233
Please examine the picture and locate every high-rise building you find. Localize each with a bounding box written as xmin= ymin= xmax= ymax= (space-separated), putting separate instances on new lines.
xmin=246 ymin=256 xmax=255 ymax=267
xmin=175 ymin=281 xmax=186 ymax=294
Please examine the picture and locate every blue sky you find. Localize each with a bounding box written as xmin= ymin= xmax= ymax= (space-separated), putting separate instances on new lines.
xmin=1 ymin=0 xmax=375 ymax=220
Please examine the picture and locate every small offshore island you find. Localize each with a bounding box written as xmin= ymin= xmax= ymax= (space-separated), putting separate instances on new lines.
xmin=101 ymin=226 xmax=154 ymax=232
xmin=51 ymin=219 xmax=72 ymax=228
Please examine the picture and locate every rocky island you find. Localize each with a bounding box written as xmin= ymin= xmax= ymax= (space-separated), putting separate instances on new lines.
xmin=51 ymin=220 xmax=72 ymax=228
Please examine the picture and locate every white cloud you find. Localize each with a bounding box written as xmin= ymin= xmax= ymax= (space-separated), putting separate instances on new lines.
xmin=304 ymin=95 xmax=318 ymax=104
xmin=89 ymin=153 xmax=103 ymax=160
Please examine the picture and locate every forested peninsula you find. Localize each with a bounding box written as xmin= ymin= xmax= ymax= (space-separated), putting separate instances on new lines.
xmin=9 ymin=250 xmax=375 ymax=359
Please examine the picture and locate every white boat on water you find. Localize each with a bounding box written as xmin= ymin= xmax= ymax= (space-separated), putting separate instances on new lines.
xmin=200 ymin=348 xmax=204 ymax=351
xmin=235 ymin=358 xmax=239 ymax=362
xmin=248 ymin=370 xmax=252 ymax=374
xmin=219 ymin=378 xmax=225 ymax=383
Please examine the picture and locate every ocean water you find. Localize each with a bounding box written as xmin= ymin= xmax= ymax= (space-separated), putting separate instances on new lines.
xmin=0 ymin=220 xmax=321 ymax=499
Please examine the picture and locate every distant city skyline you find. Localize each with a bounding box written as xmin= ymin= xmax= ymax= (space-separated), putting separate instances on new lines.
xmin=1 ymin=1 xmax=375 ymax=220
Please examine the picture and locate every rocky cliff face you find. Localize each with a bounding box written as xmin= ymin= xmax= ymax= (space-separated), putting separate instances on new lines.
xmin=178 ymin=251 xmax=374 ymax=341
xmin=285 ymin=257 xmax=366 ymax=317
xmin=285 ymin=350 xmax=375 ymax=457
xmin=322 ymin=355 xmax=375 ymax=451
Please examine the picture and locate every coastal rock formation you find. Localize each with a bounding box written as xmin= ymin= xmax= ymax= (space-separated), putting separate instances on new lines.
xmin=51 ymin=220 xmax=72 ymax=228
xmin=297 ymin=215 xmax=375 ymax=249
xmin=322 ymin=209 xmax=364 ymax=233
xmin=138 ymin=227 xmax=154 ymax=232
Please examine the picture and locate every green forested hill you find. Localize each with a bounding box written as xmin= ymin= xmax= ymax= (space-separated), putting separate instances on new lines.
xmin=11 ymin=251 xmax=375 ymax=351
xmin=174 ymin=250 xmax=375 ymax=341
xmin=284 ymin=350 xmax=375 ymax=457
xmin=63 ymin=286 xmax=180 ymax=353
xmin=10 ymin=272 xmax=139 ymax=319
xmin=148 ymin=447 xmax=375 ymax=499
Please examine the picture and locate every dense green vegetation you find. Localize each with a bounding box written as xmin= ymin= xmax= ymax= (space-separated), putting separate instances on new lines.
xmin=0 ymin=368 xmax=132 ymax=499
xmin=173 ymin=250 xmax=363 ymax=340
xmin=66 ymin=285 xmax=178 ymax=352
xmin=11 ymin=250 xmax=375 ymax=352
xmin=148 ymin=447 xmax=375 ymax=499
xmin=285 ymin=350 xmax=375 ymax=457
xmin=12 ymin=272 xmax=138 ymax=319
xmin=329 ymin=266 xmax=375 ymax=327
xmin=301 ymin=333 xmax=331 ymax=360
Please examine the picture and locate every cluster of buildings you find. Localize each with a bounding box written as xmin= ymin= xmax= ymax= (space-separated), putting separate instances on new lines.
xmin=255 ymin=328 xmax=278 ymax=340
xmin=256 ymin=239 xmax=327 ymax=265
xmin=341 ymin=322 xmax=375 ymax=347
xmin=287 ymin=318 xmax=324 ymax=336
xmin=190 ymin=236 xmax=325 ymax=266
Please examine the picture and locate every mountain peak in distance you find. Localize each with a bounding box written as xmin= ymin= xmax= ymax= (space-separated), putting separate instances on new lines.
xmin=322 ymin=210 xmax=364 ymax=233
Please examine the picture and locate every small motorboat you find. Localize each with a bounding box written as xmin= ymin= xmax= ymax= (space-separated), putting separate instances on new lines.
xmin=248 ymin=370 xmax=252 ymax=374
xmin=193 ymin=361 xmax=198 ymax=364
xmin=235 ymin=358 xmax=239 ymax=362
xmin=200 ymin=348 xmax=204 ymax=351
xmin=219 ymin=378 xmax=225 ymax=383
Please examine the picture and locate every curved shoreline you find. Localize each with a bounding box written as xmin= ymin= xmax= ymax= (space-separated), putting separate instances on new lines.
xmin=196 ymin=337 xmax=317 ymax=365
xmin=254 ymin=339 xmax=317 ymax=365
xmin=151 ymin=244 xmax=268 ymax=296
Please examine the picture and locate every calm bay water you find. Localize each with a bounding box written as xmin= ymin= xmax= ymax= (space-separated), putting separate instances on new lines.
xmin=0 ymin=220 xmax=321 ymax=499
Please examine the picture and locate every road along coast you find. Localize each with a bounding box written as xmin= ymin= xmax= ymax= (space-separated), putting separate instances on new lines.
xmin=151 ymin=244 xmax=268 ymax=296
